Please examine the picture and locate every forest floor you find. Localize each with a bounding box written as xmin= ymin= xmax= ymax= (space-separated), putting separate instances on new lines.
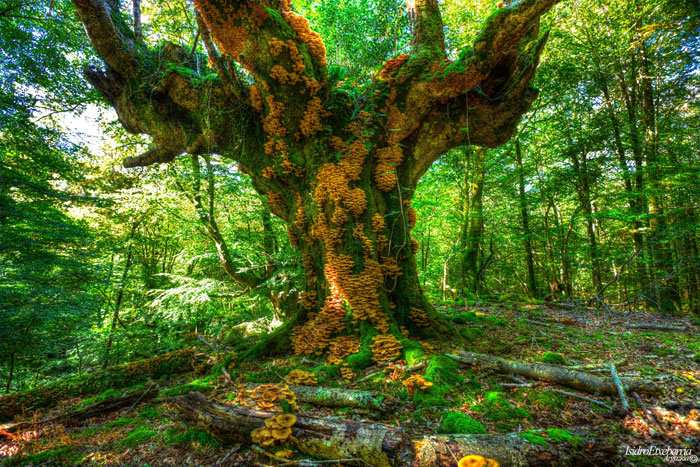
xmin=1 ymin=301 xmax=699 ymax=466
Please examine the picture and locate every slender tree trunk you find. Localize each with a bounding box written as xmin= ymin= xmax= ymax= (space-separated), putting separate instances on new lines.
xmin=103 ymin=237 xmax=133 ymax=369
xmin=515 ymin=138 xmax=538 ymax=298
xmin=460 ymin=147 xmax=487 ymax=294
xmin=132 ymin=0 xmax=142 ymax=42
xmin=5 ymin=352 xmax=15 ymax=394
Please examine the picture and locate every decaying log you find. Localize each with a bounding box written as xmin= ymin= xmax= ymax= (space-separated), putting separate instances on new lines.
xmin=415 ymin=431 xmax=618 ymax=467
xmin=170 ymin=392 xmax=411 ymax=467
xmin=0 ymin=349 xmax=194 ymax=421
xmin=1 ymin=386 xmax=158 ymax=436
xmin=609 ymin=363 xmax=629 ymax=412
xmin=244 ymin=384 xmax=397 ymax=413
xmin=449 ymin=351 xmax=660 ymax=396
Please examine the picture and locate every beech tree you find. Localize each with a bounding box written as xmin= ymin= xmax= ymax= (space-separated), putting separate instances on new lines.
xmin=72 ymin=0 xmax=559 ymax=355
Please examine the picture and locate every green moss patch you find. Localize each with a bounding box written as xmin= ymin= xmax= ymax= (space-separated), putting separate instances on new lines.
xmin=471 ymin=391 xmax=531 ymax=429
xmin=120 ymin=429 xmax=157 ymax=448
xmin=521 ymin=432 xmax=549 ymax=446
xmin=459 ymin=327 xmax=484 ymax=341
xmin=540 ymin=352 xmax=567 ymax=365
xmin=413 ymin=356 xmax=460 ymax=407
xmin=437 ymin=411 xmax=486 ymax=434
xmin=164 ymin=428 xmax=219 ymax=448
xmin=161 ymin=378 xmax=214 ymax=396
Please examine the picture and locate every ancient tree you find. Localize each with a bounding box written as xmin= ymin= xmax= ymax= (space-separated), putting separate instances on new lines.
xmin=73 ymin=0 xmax=559 ymax=355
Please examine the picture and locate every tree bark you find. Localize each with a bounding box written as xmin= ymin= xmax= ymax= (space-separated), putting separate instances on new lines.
xmin=450 ymin=351 xmax=660 ymax=396
xmin=171 ymin=392 xmax=411 ymax=467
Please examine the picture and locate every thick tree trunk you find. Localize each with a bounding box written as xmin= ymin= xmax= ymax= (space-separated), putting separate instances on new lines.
xmin=171 ymin=392 xmax=411 ymax=467
xmin=450 ymin=351 xmax=660 ymax=396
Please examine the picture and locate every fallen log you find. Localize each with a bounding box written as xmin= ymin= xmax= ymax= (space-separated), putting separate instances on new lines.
xmin=0 ymin=349 xmax=194 ymax=421
xmin=449 ymin=351 xmax=660 ymax=396
xmin=626 ymin=323 xmax=689 ymax=332
xmin=170 ymin=392 xmax=410 ymax=467
xmin=415 ymin=430 xmax=618 ymax=467
xmin=1 ymin=386 xmax=159 ymax=436
xmin=244 ymin=384 xmax=397 ymax=412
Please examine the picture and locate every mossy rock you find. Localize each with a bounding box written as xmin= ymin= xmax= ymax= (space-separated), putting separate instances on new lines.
xmin=121 ymin=429 xmax=157 ymax=448
xmin=445 ymin=312 xmax=480 ymax=324
xmin=540 ymin=352 xmax=567 ymax=365
xmin=472 ymin=391 xmax=531 ymax=425
xmin=437 ymin=411 xmax=486 ymax=434
xmin=459 ymin=327 xmax=484 ymax=341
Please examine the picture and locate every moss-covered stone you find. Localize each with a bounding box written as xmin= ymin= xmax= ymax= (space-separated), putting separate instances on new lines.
xmin=445 ymin=311 xmax=480 ymax=324
xmin=459 ymin=327 xmax=484 ymax=341
xmin=437 ymin=411 xmax=486 ymax=434
xmin=540 ymin=352 xmax=567 ymax=365
xmin=471 ymin=391 xmax=530 ymax=427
